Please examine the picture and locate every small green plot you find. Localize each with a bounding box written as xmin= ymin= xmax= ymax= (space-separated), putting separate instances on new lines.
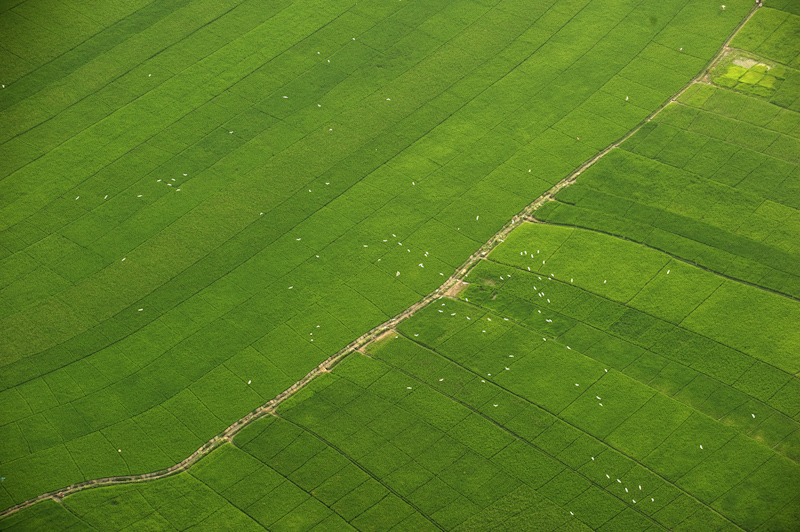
xmin=676 ymin=433 xmax=774 ymax=504
xmin=606 ymin=393 xmax=692 ymax=460
xmin=561 ymin=370 xmax=655 ymax=439
xmin=643 ymin=412 xmax=737 ymax=481
xmin=246 ymin=479 xmax=310 ymax=529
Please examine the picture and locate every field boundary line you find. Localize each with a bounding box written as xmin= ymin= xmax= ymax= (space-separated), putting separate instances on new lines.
xmin=0 ymin=3 xmax=761 ymax=521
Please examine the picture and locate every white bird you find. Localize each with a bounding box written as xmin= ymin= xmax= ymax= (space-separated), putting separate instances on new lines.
xmin=625 ymin=488 xmax=628 ymax=493
xmin=407 ymin=387 xmax=412 ymax=389
xmin=591 ymin=457 xmax=594 ymax=460
xmin=439 ymin=378 xmax=443 ymax=381
xmin=118 ymin=449 xmax=122 ymax=452
xmin=575 ymin=383 xmax=579 ymax=386
xmin=288 ymin=286 xmax=293 ymax=289
xmin=248 ymin=380 xmax=251 ymax=384
xmin=396 ymin=271 xmax=401 ymax=277
xmin=700 ymin=445 xmax=703 ymax=449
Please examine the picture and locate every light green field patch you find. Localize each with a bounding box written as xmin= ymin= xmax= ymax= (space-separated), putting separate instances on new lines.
xmin=681 ymin=280 xmax=800 ymax=374
xmin=629 ymin=259 xmax=724 ymax=324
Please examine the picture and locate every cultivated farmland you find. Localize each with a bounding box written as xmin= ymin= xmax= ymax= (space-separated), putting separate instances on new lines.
xmin=1 ymin=0 xmax=798 ymax=530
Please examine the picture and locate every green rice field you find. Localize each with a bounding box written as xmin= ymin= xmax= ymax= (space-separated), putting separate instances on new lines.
xmin=1 ymin=0 xmax=798 ymax=530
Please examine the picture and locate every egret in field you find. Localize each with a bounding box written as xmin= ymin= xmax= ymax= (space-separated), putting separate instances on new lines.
xmin=700 ymin=445 xmax=703 ymax=449
xmin=248 ymin=380 xmax=251 ymax=385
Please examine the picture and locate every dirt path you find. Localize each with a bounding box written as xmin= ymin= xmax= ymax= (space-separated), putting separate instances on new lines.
xmin=0 ymin=4 xmax=760 ymax=521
